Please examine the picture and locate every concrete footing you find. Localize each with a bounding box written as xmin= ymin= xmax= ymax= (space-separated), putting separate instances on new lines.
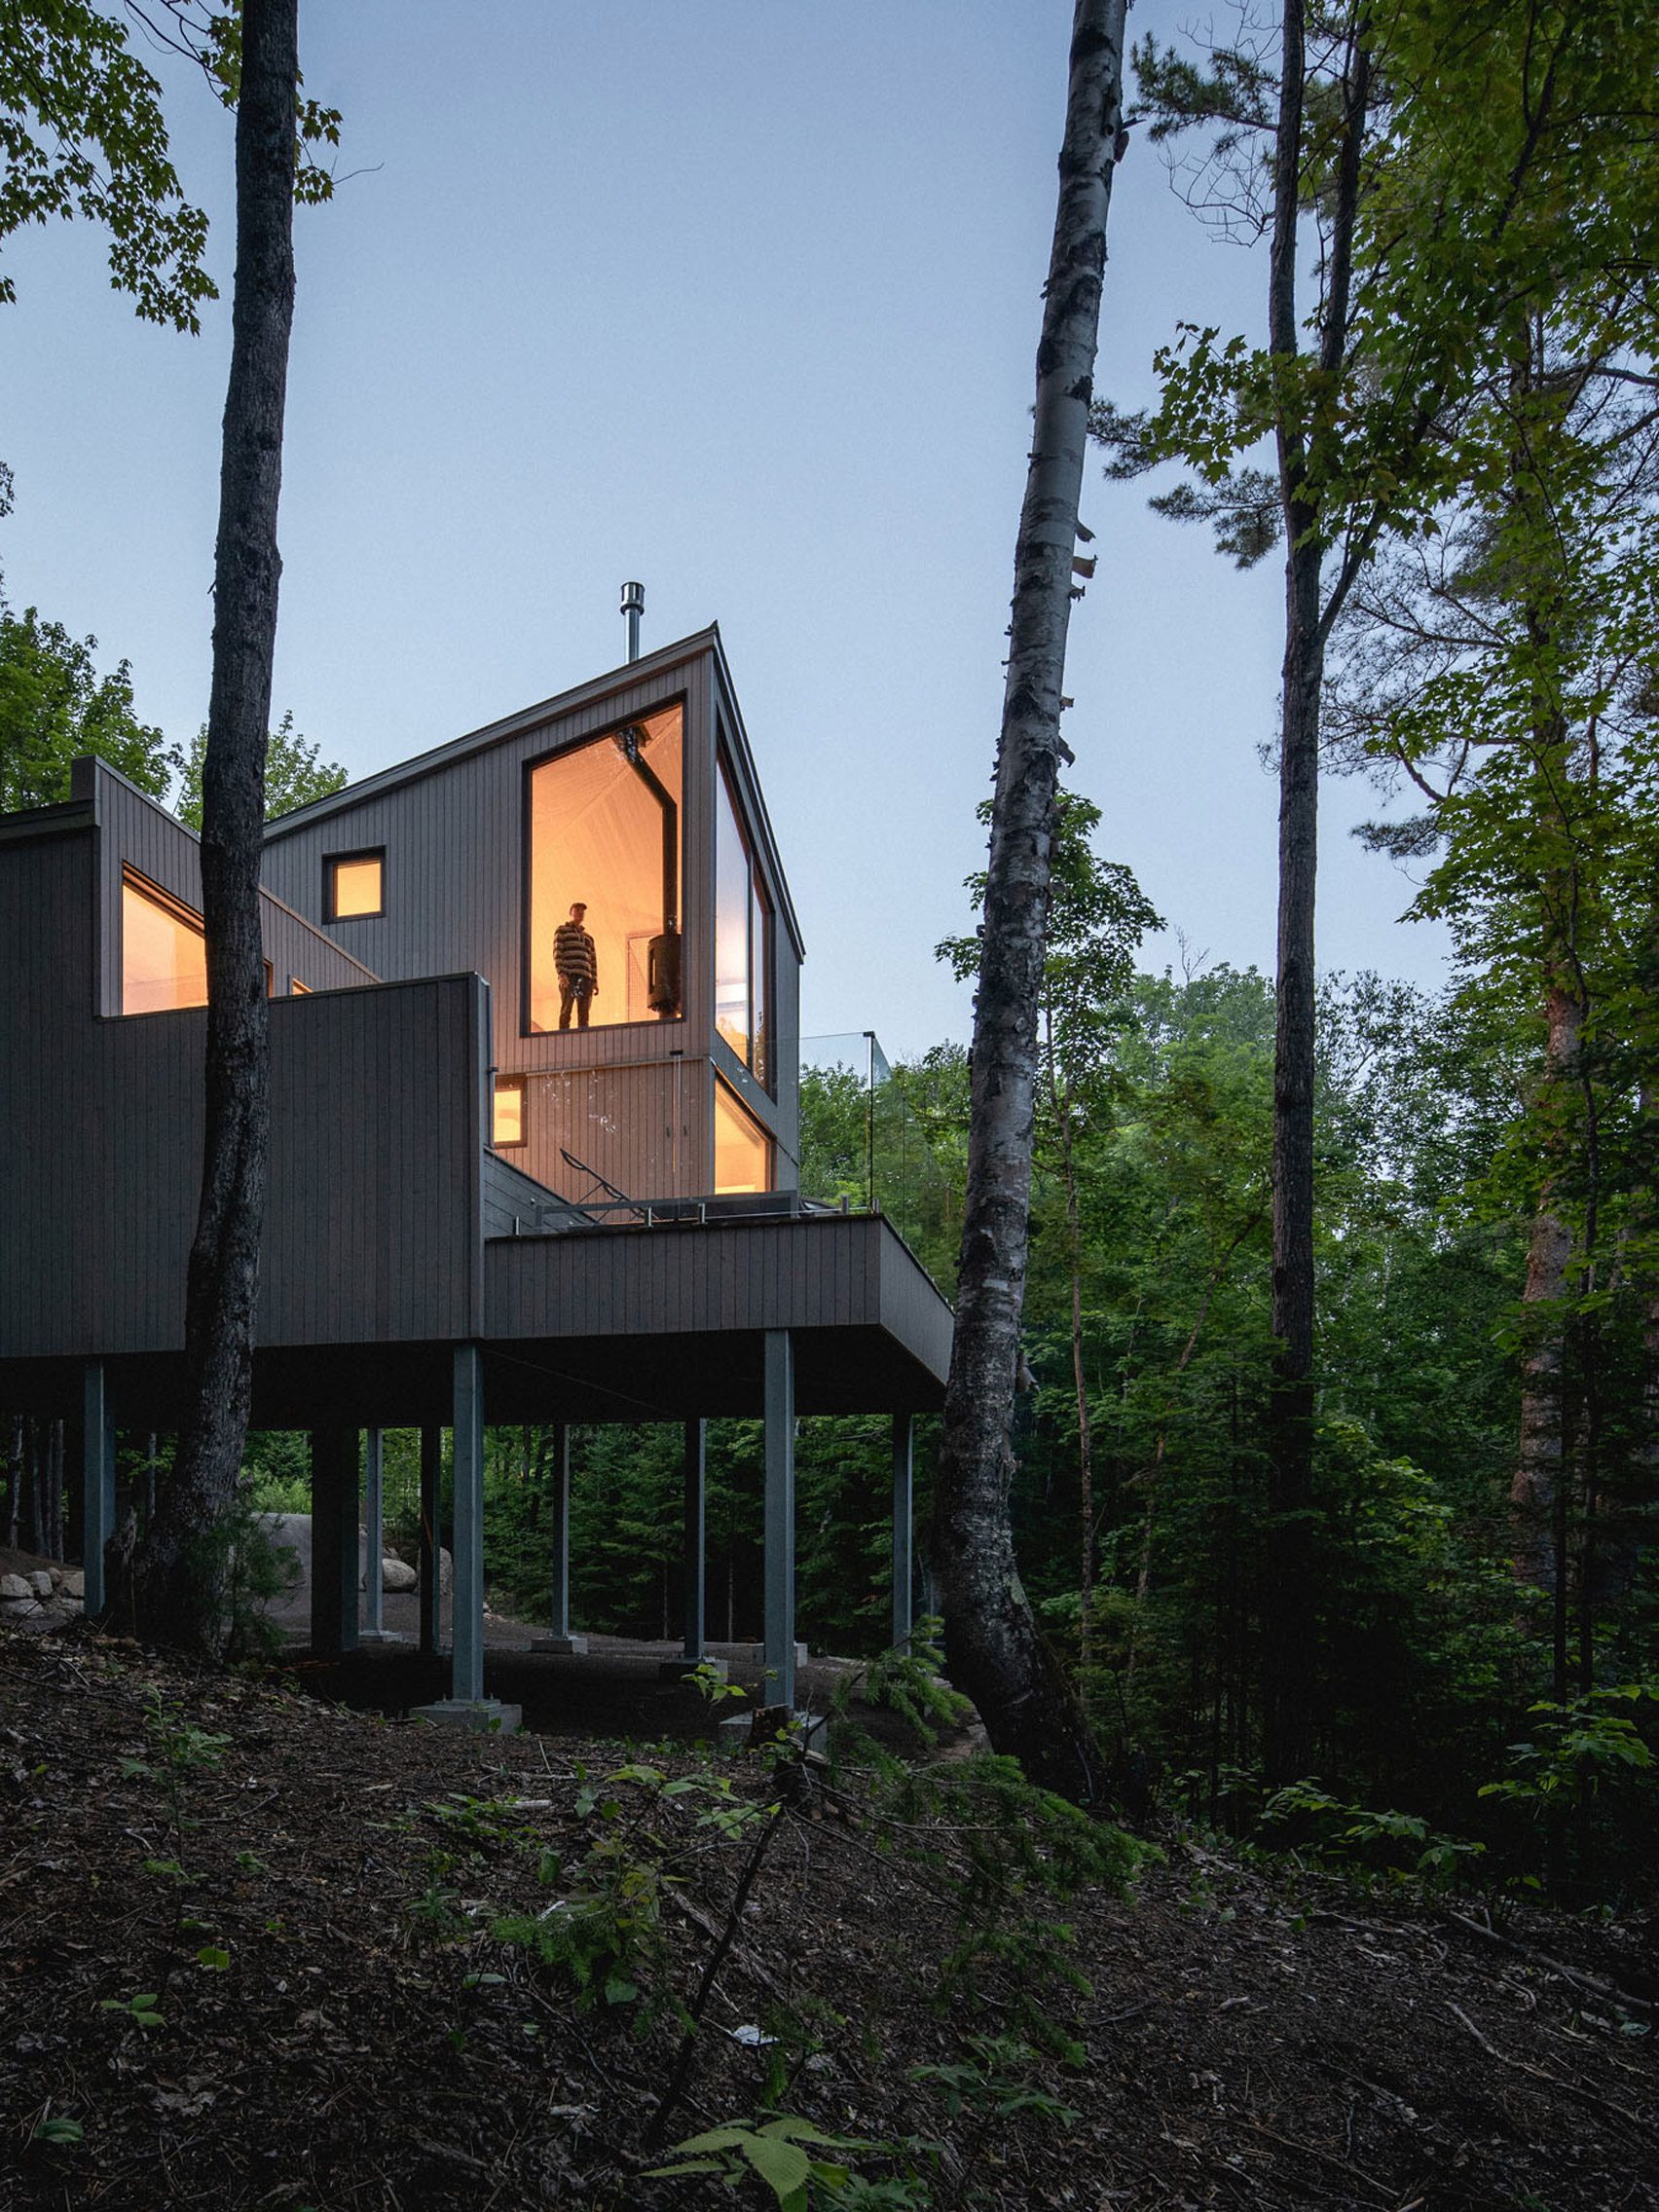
xmin=660 ymin=1653 xmax=728 ymax=1682
xmin=411 ymin=1699 xmax=522 ymax=1735
xmin=529 ymin=1633 xmax=589 ymax=1655
xmin=751 ymin=1641 xmax=807 ymax=1669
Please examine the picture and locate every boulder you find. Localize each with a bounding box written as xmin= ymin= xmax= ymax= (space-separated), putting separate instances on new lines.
xmin=61 ymin=1569 xmax=85 ymax=1600
xmin=253 ymin=1513 xmax=370 ymax=1596
xmin=0 ymin=1572 xmax=31 ymax=1601
xmin=383 ymin=1557 xmax=417 ymax=1593
xmin=25 ymin=1571 xmax=54 ymax=1598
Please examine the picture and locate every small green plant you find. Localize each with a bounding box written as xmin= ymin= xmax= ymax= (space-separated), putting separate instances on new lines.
xmin=910 ymin=2033 xmax=1079 ymax=2128
xmin=31 ymin=2117 xmax=84 ymax=2146
xmin=404 ymin=1851 xmax=469 ymax=1944
xmin=686 ymin=1657 xmax=750 ymax=1706
xmin=1259 ymin=1781 xmax=1484 ymax=1888
xmin=142 ymin=1690 xmax=232 ymax=1775
xmin=647 ymin=2115 xmax=883 ymax=2209
xmin=419 ymin=1792 xmax=543 ymax=1853
xmin=100 ymin=1992 xmax=164 ymax=2031
xmin=861 ymin=1618 xmax=972 ymax=1747
xmin=1479 ymin=1684 xmax=1657 ymax=1812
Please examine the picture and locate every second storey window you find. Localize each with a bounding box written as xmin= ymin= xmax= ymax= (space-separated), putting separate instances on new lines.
xmin=715 ymin=756 xmax=772 ymax=1088
xmin=325 ymin=849 xmax=385 ymax=921
xmin=527 ymin=702 xmax=683 ymax=1033
xmin=122 ymin=867 xmax=206 ymax=1014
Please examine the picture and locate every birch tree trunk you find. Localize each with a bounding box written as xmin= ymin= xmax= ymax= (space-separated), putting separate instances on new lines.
xmin=931 ymin=0 xmax=1127 ymax=1805
xmin=116 ymin=0 xmax=299 ymax=1651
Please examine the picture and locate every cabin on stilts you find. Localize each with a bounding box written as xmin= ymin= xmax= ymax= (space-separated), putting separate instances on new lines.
xmin=0 ymin=616 xmax=951 ymax=1718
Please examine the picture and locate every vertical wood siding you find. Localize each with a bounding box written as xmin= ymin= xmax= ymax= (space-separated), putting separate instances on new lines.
xmin=94 ymin=766 xmax=376 ymax=1012
xmin=0 ymin=815 xmax=487 ymax=1362
xmin=260 ymin=641 xmax=801 ymax=1198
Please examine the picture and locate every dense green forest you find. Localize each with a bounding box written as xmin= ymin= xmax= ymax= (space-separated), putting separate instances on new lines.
xmin=218 ymin=817 xmax=1655 ymax=1908
xmin=4 ymin=0 xmax=1656 ymax=1912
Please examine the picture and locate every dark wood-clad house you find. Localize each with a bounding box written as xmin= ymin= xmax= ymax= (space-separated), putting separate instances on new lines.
xmin=0 ymin=626 xmax=951 ymax=1716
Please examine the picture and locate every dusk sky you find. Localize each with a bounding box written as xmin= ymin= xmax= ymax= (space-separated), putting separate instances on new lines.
xmin=1 ymin=2 xmax=1449 ymax=1056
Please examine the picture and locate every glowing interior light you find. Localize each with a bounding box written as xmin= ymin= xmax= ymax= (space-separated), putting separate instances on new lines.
xmin=714 ymin=1079 xmax=770 ymax=1195
xmin=121 ymin=872 xmax=207 ymax=1014
xmin=494 ymin=1080 xmax=525 ymax=1147
xmin=330 ymin=855 xmax=383 ymax=918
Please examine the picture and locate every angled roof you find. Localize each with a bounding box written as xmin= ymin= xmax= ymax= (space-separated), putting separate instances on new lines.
xmin=262 ymin=625 xmax=805 ymax=955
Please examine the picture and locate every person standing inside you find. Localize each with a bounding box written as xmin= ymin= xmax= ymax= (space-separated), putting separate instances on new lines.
xmin=555 ymin=901 xmax=599 ymax=1029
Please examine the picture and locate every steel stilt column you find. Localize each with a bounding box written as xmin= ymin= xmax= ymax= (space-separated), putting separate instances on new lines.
xmin=450 ymin=1346 xmax=485 ymax=1703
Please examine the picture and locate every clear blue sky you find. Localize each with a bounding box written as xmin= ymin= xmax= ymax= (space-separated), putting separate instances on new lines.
xmin=1 ymin=1 xmax=1447 ymax=1055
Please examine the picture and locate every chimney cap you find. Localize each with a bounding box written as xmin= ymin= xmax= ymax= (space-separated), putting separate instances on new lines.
xmin=620 ymin=580 xmax=645 ymax=613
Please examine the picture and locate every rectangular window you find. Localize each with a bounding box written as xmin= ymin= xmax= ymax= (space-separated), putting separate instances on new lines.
xmin=527 ymin=702 xmax=683 ymax=1033
xmin=493 ymin=1075 xmax=527 ymax=1148
xmin=751 ymin=873 xmax=772 ymax=1090
xmin=715 ymin=752 xmax=774 ymax=1090
xmin=714 ymin=1077 xmax=771 ymax=1195
xmin=122 ymin=867 xmax=207 ymax=1014
xmin=714 ymin=758 xmax=750 ymax=1065
xmin=325 ymin=849 xmax=385 ymax=921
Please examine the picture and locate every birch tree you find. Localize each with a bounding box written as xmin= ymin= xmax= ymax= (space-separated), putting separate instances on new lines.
xmin=929 ymin=0 xmax=1129 ymax=1804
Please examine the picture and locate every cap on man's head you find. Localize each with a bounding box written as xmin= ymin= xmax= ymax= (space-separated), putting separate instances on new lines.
xmin=571 ymin=902 xmax=588 ymax=913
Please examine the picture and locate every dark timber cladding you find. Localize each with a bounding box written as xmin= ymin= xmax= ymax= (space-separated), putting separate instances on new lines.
xmin=483 ymin=1213 xmax=952 ymax=1419
xmin=0 ymin=619 xmax=957 ymax=1715
xmin=258 ymin=629 xmax=804 ymax=1202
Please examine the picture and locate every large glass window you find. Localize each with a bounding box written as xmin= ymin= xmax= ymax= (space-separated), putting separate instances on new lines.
xmin=527 ymin=703 xmax=683 ymax=1033
xmin=714 ymin=1078 xmax=771 ymax=1195
xmin=122 ymin=868 xmax=207 ymax=1014
xmin=715 ymin=755 xmax=773 ymax=1088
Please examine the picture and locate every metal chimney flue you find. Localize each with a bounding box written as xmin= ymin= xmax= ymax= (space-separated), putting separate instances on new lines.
xmin=621 ymin=580 xmax=645 ymax=663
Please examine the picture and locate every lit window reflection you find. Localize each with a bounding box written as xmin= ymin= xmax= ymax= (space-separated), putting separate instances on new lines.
xmin=494 ymin=1077 xmax=526 ymax=1147
xmin=528 ymin=704 xmax=683 ymax=1033
xmin=122 ymin=869 xmax=206 ymax=1014
xmin=327 ymin=852 xmax=383 ymax=919
xmin=716 ymin=754 xmax=772 ymax=1088
xmin=714 ymin=1078 xmax=771 ymax=1195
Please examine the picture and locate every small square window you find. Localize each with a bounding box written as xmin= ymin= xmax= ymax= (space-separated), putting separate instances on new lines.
xmin=325 ymin=849 xmax=385 ymax=921
xmin=494 ymin=1076 xmax=527 ymax=1148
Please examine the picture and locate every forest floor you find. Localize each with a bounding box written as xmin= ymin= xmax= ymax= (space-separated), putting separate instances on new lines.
xmin=3 ymin=1611 xmax=1657 ymax=2211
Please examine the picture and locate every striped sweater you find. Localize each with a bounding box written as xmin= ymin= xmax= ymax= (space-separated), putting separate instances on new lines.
xmin=553 ymin=920 xmax=597 ymax=988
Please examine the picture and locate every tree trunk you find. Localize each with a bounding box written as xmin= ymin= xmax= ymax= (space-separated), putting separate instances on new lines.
xmin=114 ymin=0 xmax=299 ymax=1652
xmin=931 ymin=0 xmax=1126 ymax=1806
xmin=1259 ymin=0 xmax=1368 ymax=1788
xmin=1512 ymin=978 xmax=1580 ymax=1679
